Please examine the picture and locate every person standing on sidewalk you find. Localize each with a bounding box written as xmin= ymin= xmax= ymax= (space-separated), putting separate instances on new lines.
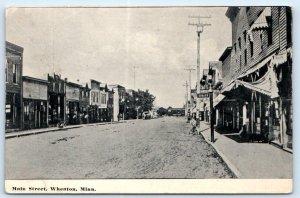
xmin=190 ymin=115 xmax=197 ymax=135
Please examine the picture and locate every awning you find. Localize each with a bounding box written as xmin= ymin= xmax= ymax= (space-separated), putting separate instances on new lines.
xmin=221 ymin=81 xmax=236 ymax=94
xmin=238 ymin=54 xmax=273 ymax=79
xmin=236 ymin=79 xmax=271 ymax=96
xmin=250 ymin=7 xmax=271 ymax=31
xmin=213 ymin=94 xmax=225 ymax=107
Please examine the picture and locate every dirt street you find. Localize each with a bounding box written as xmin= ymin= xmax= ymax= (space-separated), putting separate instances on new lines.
xmin=6 ymin=117 xmax=235 ymax=179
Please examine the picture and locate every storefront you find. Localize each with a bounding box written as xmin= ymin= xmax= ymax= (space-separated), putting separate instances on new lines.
xmin=22 ymin=76 xmax=48 ymax=130
xmin=66 ymin=82 xmax=81 ymax=125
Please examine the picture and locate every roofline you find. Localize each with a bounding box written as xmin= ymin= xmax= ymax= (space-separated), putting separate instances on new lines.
xmin=23 ymin=76 xmax=49 ymax=84
xmin=219 ymin=47 xmax=232 ymax=61
xmin=6 ymin=41 xmax=24 ymax=53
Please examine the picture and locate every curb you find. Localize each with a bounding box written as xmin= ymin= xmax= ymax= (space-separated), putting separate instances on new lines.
xmin=5 ymin=121 xmax=126 ymax=139
xmin=197 ymin=129 xmax=242 ymax=178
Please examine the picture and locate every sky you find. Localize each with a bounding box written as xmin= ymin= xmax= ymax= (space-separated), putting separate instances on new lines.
xmin=6 ymin=7 xmax=231 ymax=108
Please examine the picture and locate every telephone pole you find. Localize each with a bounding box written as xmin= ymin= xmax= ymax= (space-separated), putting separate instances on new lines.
xmin=183 ymin=81 xmax=189 ymax=116
xmin=188 ymin=15 xmax=211 ymax=126
xmin=184 ymin=66 xmax=195 ymax=103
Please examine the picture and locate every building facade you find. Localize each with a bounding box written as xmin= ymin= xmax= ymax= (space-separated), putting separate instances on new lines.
xmin=22 ymin=76 xmax=49 ymax=130
xmin=65 ymin=81 xmax=81 ymax=125
xmin=48 ymin=73 xmax=65 ymax=126
xmin=215 ymin=7 xmax=292 ymax=149
xmin=5 ymin=41 xmax=23 ymax=131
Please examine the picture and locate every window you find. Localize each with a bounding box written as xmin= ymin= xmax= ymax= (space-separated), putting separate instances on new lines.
xmin=13 ymin=64 xmax=17 ymax=83
xmin=246 ymin=7 xmax=250 ymax=12
xmin=238 ymin=37 xmax=241 ymax=49
xmin=267 ymin=15 xmax=273 ymax=46
xmin=234 ymin=43 xmax=237 ymax=53
xmin=260 ymin=32 xmax=263 ymax=51
xmin=243 ymin=31 xmax=247 ymax=43
xmin=240 ymin=55 xmax=242 ymax=68
xmin=244 ymin=49 xmax=247 ymax=65
xmin=287 ymin=7 xmax=292 ymax=45
xmin=5 ymin=59 xmax=8 ymax=82
xmin=250 ymin=40 xmax=254 ymax=57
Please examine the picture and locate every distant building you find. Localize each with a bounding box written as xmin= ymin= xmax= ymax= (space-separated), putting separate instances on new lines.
xmin=5 ymin=41 xmax=23 ymax=130
xmin=109 ymin=84 xmax=126 ymax=121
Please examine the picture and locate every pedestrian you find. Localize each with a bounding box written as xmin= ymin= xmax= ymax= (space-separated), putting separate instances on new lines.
xmin=190 ymin=115 xmax=197 ymax=135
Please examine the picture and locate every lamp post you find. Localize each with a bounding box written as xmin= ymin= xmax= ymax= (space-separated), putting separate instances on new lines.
xmin=208 ymin=74 xmax=214 ymax=143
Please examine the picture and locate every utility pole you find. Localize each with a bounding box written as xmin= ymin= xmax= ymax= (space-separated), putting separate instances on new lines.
xmin=184 ymin=66 xmax=196 ymax=103
xmin=183 ymin=81 xmax=189 ymax=116
xmin=188 ymin=15 xmax=211 ymax=127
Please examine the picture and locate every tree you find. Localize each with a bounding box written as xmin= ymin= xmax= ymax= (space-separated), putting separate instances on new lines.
xmin=136 ymin=89 xmax=156 ymax=112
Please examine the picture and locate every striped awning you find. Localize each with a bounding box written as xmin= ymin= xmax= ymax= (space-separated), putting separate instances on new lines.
xmin=250 ymin=7 xmax=271 ymax=31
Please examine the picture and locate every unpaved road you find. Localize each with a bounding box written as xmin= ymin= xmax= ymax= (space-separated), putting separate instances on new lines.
xmin=6 ymin=117 xmax=235 ymax=179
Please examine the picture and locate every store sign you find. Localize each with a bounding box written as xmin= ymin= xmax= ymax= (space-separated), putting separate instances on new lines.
xmin=66 ymin=85 xmax=80 ymax=100
xmin=23 ymin=81 xmax=47 ymax=100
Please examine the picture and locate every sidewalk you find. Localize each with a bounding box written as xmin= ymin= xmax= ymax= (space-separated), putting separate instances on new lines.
xmin=5 ymin=121 xmax=126 ymax=139
xmin=197 ymin=122 xmax=293 ymax=179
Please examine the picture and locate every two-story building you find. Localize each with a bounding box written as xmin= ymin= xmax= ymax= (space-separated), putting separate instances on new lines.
xmin=5 ymin=41 xmax=23 ymax=131
xmin=219 ymin=7 xmax=292 ymax=149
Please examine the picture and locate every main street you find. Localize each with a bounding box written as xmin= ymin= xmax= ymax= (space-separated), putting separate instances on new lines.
xmin=6 ymin=117 xmax=234 ymax=179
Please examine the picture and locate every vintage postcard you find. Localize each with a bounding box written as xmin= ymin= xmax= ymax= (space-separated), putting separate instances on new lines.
xmin=5 ymin=6 xmax=292 ymax=194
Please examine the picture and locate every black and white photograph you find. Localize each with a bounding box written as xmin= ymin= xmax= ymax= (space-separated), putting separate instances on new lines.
xmin=4 ymin=6 xmax=293 ymax=194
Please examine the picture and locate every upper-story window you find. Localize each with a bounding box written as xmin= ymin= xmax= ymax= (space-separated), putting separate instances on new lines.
xmin=12 ymin=63 xmax=18 ymax=83
xmin=243 ymin=31 xmax=247 ymax=43
xmin=267 ymin=16 xmax=273 ymax=46
xmin=5 ymin=59 xmax=8 ymax=82
xmin=250 ymin=40 xmax=254 ymax=57
xmin=287 ymin=7 xmax=292 ymax=45
xmin=238 ymin=37 xmax=241 ymax=49
xmin=244 ymin=49 xmax=247 ymax=65
xmin=260 ymin=32 xmax=263 ymax=51
xmin=240 ymin=55 xmax=242 ymax=69
xmin=234 ymin=43 xmax=237 ymax=53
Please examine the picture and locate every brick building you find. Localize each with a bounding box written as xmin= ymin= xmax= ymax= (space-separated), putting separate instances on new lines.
xmin=215 ymin=7 xmax=292 ymax=149
xmin=5 ymin=41 xmax=23 ymax=131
